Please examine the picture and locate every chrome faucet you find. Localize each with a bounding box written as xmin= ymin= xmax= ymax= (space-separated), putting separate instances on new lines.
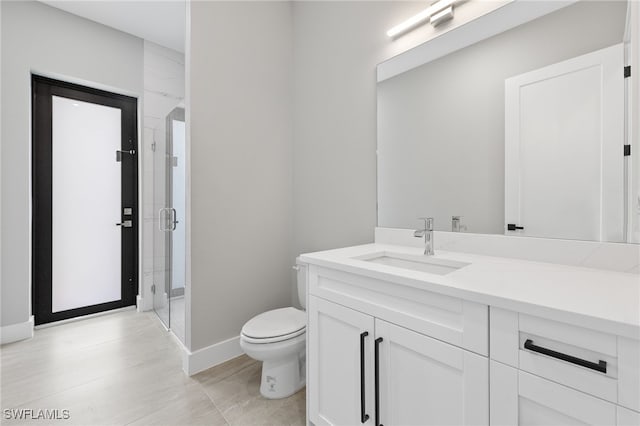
xmin=452 ymin=216 xmax=467 ymax=232
xmin=414 ymin=217 xmax=434 ymax=256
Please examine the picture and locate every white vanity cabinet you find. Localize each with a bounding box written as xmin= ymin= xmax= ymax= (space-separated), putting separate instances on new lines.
xmin=490 ymin=307 xmax=640 ymax=425
xmin=376 ymin=319 xmax=488 ymax=426
xmin=306 ymin=265 xmax=489 ymax=426
xmin=490 ymin=361 xmax=619 ymax=425
xmin=307 ymin=296 xmax=374 ymax=426
xmin=301 ymin=247 xmax=640 ymax=426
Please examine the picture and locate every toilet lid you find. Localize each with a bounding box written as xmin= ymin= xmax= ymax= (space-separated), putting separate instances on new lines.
xmin=242 ymin=307 xmax=306 ymax=340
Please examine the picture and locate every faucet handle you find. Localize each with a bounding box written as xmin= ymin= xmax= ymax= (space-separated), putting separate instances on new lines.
xmin=417 ymin=217 xmax=434 ymax=230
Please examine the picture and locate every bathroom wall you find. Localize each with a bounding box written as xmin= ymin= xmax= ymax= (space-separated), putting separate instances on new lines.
xmin=291 ymin=1 xmax=636 ymax=274
xmin=189 ymin=1 xmax=294 ymax=352
xmin=0 ymin=1 xmax=143 ymax=329
xmin=291 ymin=1 xmax=509 ymax=260
xmin=291 ymin=1 xmax=457 ymax=308
xmin=187 ymin=0 xmax=475 ymax=359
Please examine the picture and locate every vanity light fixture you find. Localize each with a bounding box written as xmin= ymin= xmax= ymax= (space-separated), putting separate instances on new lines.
xmin=387 ymin=0 xmax=455 ymax=38
xmin=430 ymin=5 xmax=454 ymax=27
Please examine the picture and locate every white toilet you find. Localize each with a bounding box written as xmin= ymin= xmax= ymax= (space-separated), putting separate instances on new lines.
xmin=240 ymin=263 xmax=307 ymax=399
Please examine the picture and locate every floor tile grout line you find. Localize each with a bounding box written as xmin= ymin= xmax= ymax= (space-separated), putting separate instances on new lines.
xmin=195 ymin=378 xmax=231 ymax=425
xmin=1 ymin=310 xmax=304 ymax=426
xmin=1 ymin=330 xmax=168 ymax=381
xmin=8 ymin=356 xmax=191 ymax=423
xmin=3 ymin=370 xmax=112 ymax=410
xmin=193 ymin=359 xmax=261 ymax=426
xmin=1 ymin=314 xmax=158 ymax=358
xmin=2 ymin=335 xmax=177 ymax=409
xmin=195 ymin=359 xmax=258 ymax=388
xmin=0 ymin=315 xmax=164 ymax=356
xmin=120 ymin=381 xmax=213 ymax=426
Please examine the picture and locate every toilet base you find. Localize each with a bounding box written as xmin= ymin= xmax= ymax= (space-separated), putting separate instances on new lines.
xmin=259 ymin=350 xmax=306 ymax=399
xmin=241 ymin=333 xmax=306 ymax=399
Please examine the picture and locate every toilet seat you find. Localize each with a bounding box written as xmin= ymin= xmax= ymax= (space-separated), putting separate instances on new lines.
xmin=241 ymin=328 xmax=306 ymax=344
xmin=241 ymin=307 xmax=306 ymax=344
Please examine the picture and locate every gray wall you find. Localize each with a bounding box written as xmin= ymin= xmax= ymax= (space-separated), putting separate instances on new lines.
xmin=188 ymin=0 xmax=468 ymax=344
xmin=292 ymin=2 xmax=423 ymax=258
xmin=377 ymin=1 xmax=627 ymax=233
xmin=189 ymin=1 xmax=294 ymax=351
xmin=0 ymin=1 xmax=144 ymax=328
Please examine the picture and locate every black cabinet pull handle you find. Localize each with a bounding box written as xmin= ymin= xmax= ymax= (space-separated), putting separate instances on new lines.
xmin=375 ymin=337 xmax=383 ymax=426
xmin=524 ymin=339 xmax=607 ymax=373
xmin=360 ymin=331 xmax=370 ymax=424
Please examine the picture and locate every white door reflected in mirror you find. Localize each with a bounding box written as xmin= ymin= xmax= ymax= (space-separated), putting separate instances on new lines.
xmin=505 ymin=44 xmax=624 ymax=242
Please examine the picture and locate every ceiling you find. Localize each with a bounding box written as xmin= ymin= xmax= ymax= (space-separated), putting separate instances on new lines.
xmin=40 ymin=1 xmax=186 ymax=53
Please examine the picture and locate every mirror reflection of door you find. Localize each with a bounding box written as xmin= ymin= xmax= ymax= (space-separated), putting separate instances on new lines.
xmin=505 ymin=44 xmax=625 ymax=242
xmin=32 ymin=75 xmax=138 ymax=325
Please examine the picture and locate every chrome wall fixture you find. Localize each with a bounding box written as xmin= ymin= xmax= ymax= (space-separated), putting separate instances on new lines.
xmin=387 ymin=0 xmax=455 ymax=38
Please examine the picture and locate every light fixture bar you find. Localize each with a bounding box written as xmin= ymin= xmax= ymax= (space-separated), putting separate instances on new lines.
xmin=430 ymin=5 xmax=454 ymax=27
xmin=386 ymin=0 xmax=455 ymax=38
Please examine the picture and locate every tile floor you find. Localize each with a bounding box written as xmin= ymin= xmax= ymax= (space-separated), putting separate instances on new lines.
xmin=0 ymin=310 xmax=305 ymax=425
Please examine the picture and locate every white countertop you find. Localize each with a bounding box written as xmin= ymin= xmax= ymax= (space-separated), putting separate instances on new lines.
xmin=300 ymin=243 xmax=640 ymax=340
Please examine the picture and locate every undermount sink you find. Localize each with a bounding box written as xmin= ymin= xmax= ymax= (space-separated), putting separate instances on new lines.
xmin=354 ymin=251 xmax=470 ymax=275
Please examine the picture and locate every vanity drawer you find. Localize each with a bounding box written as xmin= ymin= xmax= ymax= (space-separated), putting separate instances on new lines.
xmin=490 ymin=307 xmax=640 ymax=410
xmin=308 ymin=265 xmax=488 ymax=355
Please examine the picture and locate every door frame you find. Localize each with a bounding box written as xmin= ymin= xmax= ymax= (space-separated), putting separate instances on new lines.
xmin=31 ymin=74 xmax=139 ymax=325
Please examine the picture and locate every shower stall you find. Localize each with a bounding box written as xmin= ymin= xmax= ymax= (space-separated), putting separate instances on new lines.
xmin=143 ymin=40 xmax=186 ymax=343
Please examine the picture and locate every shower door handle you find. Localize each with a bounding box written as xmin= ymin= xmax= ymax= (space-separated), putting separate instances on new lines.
xmin=170 ymin=208 xmax=178 ymax=230
xmin=159 ymin=208 xmax=178 ymax=231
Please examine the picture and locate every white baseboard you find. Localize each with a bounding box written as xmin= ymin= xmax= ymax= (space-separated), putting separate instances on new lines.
xmin=1 ymin=316 xmax=34 ymax=344
xmin=182 ymin=335 xmax=243 ymax=376
xmin=136 ymin=294 xmax=153 ymax=312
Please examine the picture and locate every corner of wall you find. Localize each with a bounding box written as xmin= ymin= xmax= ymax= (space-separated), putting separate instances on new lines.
xmin=182 ymin=335 xmax=243 ymax=376
xmin=0 ymin=316 xmax=34 ymax=345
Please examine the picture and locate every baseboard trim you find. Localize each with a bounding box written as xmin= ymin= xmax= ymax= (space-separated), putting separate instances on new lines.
xmin=1 ymin=316 xmax=34 ymax=344
xmin=136 ymin=294 xmax=153 ymax=312
xmin=183 ymin=335 xmax=243 ymax=376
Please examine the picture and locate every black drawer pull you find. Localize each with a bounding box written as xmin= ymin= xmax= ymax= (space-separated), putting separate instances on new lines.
xmin=375 ymin=337 xmax=383 ymax=426
xmin=524 ymin=339 xmax=607 ymax=374
xmin=360 ymin=331 xmax=369 ymax=424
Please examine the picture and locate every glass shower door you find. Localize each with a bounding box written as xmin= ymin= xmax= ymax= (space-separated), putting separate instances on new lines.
xmin=145 ymin=35 xmax=186 ymax=342
xmin=152 ymin=106 xmax=186 ymax=343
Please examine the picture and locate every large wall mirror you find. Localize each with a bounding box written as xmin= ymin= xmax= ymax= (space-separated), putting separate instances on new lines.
xmin=377 ymin=0 xmax=639 ymax=243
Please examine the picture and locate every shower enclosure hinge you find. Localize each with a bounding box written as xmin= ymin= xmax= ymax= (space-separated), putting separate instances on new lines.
xmin=151 ymin=141 xmax=156 ymax=152
xmin=151 ymin=284 xmax=156 ymax=294
xmin=172 ymin=156 xmax=178 ymax=167
xmin=624 ymin=145 xmax=631 ymax=156
xmin=624 ymin=66 xmax=631 ymax=78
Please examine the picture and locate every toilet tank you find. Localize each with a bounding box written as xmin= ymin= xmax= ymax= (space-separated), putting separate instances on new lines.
xmin=295 ymin=260 xmax=308 ymax=310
